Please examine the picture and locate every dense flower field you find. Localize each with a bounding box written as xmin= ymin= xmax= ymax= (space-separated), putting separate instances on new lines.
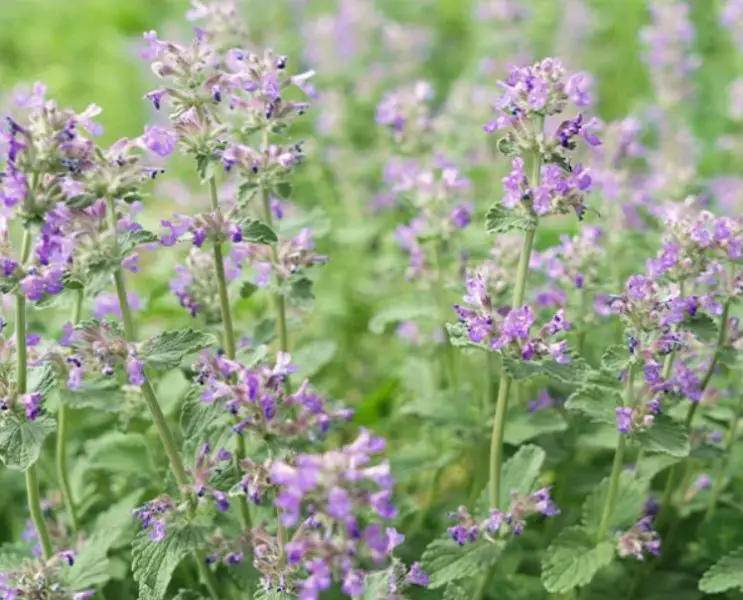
xmin=1 ymin=0 xmax=743 ymax=598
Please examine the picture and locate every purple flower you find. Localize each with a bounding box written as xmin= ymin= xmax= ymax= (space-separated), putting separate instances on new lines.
xmin=406 ymin=562 xmax=429 ymax=587
xmin=126 ymin=354 xmax=146 ymax=386
xmin=22 ymin=393 xmax=42 ymax=420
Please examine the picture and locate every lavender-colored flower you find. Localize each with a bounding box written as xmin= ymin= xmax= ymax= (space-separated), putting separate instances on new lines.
xmin=141 ymin=125 xmax=178 ymax=157
xmin=616 ymin=516 xmax=662 ymax=560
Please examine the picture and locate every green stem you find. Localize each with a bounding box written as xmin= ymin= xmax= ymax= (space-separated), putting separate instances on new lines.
xmin=657 ymin=298 xmax=732 ymax=526
xmin=432 ymin=241 xmax=457 ymax=390
xmin=488 ymin=226 xmax=538 ymax=508
xmin=705 ymin=376 xmax=742 ymax=521
xmin=56 ymin=289 xmax=83 ymax=533
xmin=260 ymin=128 xmax=288 ymax=560
xmin=106 ymin=198 xmax=219 ymax=600
xmin=17 ymin=229 xmax=54 ymax=559
xmin=207 ymin=178 xmax=252 ymax=533
xmin=596 ymin=365 xmax=634 ymax=541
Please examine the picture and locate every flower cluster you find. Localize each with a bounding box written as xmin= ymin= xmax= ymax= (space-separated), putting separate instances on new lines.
xmin=616 ymin=516 xmax=661 ymax=560
xmin=376 ymin=81 xmax=435 ymax=147
xmin=532 ymin=226 xmax=605 ymax=291
xmin=0 ymin=551 xmax=94 ymax=600
xmin=454 ymin=272 xmax=572 ymax=362
xmin=134 ymin=495 xmax=177 ymax=542
xmin=195 ymin=351 xmax=351 ymax=440
xmin=721 ymin=0 xmax=743 ymax=50
xmin=171 ymin=248 xmax=239 ymax=320
xmin=448 ymin=486 xmax=559 ymax=544
xmin=267 ymin=430 xmax=420 ymax=599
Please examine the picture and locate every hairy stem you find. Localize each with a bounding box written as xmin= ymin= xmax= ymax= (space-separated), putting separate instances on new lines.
xmin=18 ymin=229 xmax=54 ymax=560
xmin=56 ymin=289 xmax=83 ymax=533
xmin=705 ymin=383 xmax=742 ymax=521
xmin=106 ymin=198 xmax=220 ymax=600
xmin=657 ymin=298 xmax=732 ymax=527
xmin=596 ymin=365 xmax=634 ymax=541
xmin=207 ymin=177 xmax=252 ymax=533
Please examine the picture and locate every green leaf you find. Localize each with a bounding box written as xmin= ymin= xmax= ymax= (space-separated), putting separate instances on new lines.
xmin=699 ymin=546 xmax=743 ymax=593
xmin=63 ymin=529 xmax=119 ymax=589
xmin=0 ymin=414 xmax=55 ymax=471
xmin=446 ymin=322 xmax=488 ymax=350
xmin=288 ymin=276 xmax=315 ymax=306
xmin=582 ymin=471 xmax=647 ymax=536
xmin=252 ymin=319 xmax=276 ymax=346
xmin=486 ymin=205 xmax=537 ymax=235
xmin=140 ymin=329 xmax=216 ymax=370
xmin=504 ymin=408 xmax=567 ymax=446
xmin=239 ymin=281 xmax=258 ymax=299
xmin=363 ymin=570 xmax=393 ymax=599
xmin=170 ymin=592 xmax=206 ymax=600
xmin=500 ymin=444 xmax=546 ymax=508
xmin=180 ymin=389 xmax=230 ymax=444
xmin=636 ymin=414 xmax=689 ymax=457
xmin=565 ymin=385 xmax=621 ymax=425
xmin=679 ymin=313 xmax=718 ymax=342
xmin=421 ymin=538 xmax=503 ymax=589
xmin=85 ymin=432 xmax=152 ymax=475
xmin=292 ymin=340 xmax=337 ymax=379
xmin=369 ymin=301 xmax=437 ymax=335
xmin=274 ymin=181 xmax=292 ymax=199
xmin=400 ymin=389 xmax=482 ymax=432
xmin=443 ymin=582 xmax=471 ymax=600
xmin=119 ymin=229 xmax=157 ymax=255
xmin=541 ymin=527 xmax=615 ymax=593
xmin=132 ymin=523 xmax=207 ymax=600
xmin=28 ymin=363 xmax=56 ymax=397
xmin=503 ymin=355 xmax=591 ymax=384
xmin=601 ymin=345 xmax=629 ymax=374
xmin=0 ymin=542 xmax=33 ymax=571
xmin=59 ymin=378 xmax=128 ymax=412
xmin=496 ymin=135 xmax=519 ymax=157
xmin=241 ymin=219 xmax=278 ymax=244
xmin=237 ymin=181 xmax=259 ymax=206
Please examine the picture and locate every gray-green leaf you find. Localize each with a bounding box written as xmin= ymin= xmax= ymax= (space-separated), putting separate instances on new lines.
xmin=500 ymin=444 xmax=546 ymax=508
xmin=699 ymin=545 xmax=743 ymax=593
xmin=636 ymin=414 xmax=689 ymax=458
xmin=0 ymin=414 xmax=55 ymax=471
xmin=421 ymin=538 xmax=503 ymax=589
xmin=486 ymin=205 xmax=537 ymax=235
xmin=582 ymin=471 xmax=647 ymax=537
xmin=565 ymin=385 xmax=622 ymax=425
xmin=63 ymin=529 xmax=119 ymax=589
xmin=140 ymin=329 xmax=216 ymax=370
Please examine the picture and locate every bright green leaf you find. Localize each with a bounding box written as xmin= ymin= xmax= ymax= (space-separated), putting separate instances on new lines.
xmin=421 ymin=538 xmax=503 ymax=589
xmin=0 ymin=414 xmax=55 ymax=471
xmin=636 ymin=414 xmax=689 ymax=458
xmin=63 ymin=529 xmax=119 ymax=589
xmin=241 ymin=219 xmax=278 ymax=244
xmin=500 ymin=444 xmax=546 ymax=508
xmin=541 ymin=527 xmax=615 ymax=593
xmin=601 ymin=345 xmax=629 ymax=374
xmin=486 ymin=205 xmax=537 ymax=235
xmin=139 ymin=329 xmax=216 ymax=370
xmin=680 ymin=313 xmax=718 ymax=343
xmin=699 ymin=546 xmax=743 ymax=593
xmin=565 ymin=385 xmax=621 ymax=425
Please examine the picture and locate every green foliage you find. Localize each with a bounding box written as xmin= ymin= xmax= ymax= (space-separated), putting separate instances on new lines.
xmin=502 ymin=355 xmax=591 ymax=384
xmin=421 ymin=538 xmax=503 ymax=589
xmin=240 ymin=219 xmax=278 ymax=244
xmin=0 ymin=414 xmax=56 ymax=471
xmin=699 ymin=546 xmax=743 ymax=593
xmin=486 ymin=205 xmax=537 ymax=234
xmin=63 ymin=529 xmax=120 ymax=589
xmin=582 ymin=471 xmax=647 ymax=536
xmin=541 ymin=527 xmax=615 ymax=593
xmin=499 ymin=444 xmax=546 ymax=508
xmin=369 ymin=301 xmax=437 ymax=334
xmin=132 ymin=523 xmax=208 ymax=600
xmin=503 ymin=407 xmax=567 ymax=446
xmin=636 ymin=415 xmax=690 ymax=457
xmin=600 ymin=345 xmax=630 ymax=373
xmin=139 ymin=329 xmax=216 ymax=370
xmin=565 ymin=385 xmax=621 ymax=424
xmin=679 ymin=313 xmax=719 ymax=342
xmin=59 ymin=378 xmax=128 ymax=412
xmin=292 ymin=340 xmax=337 ymax=379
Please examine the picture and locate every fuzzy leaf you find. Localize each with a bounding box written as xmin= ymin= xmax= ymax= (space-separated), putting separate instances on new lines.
xmin=252 ymin=319 xmax=276 ymax=346
xmin=85 ymin=432 xmax=152 ymax=475
xmin=288 ymin=276 xmax=315 ymax=306
xmin=503 ymin=355 xmax=590 ymax=384
xmin=565 ymin=385 xmax=621 ymax=425
xmin=400 ymin=389 xmax=482 ymax=433
xmin=486 ymin=205 xmax=537 ymax=234
xmin=293 ymin=340 xmax=337 ymax=379
xmin=274 ymin=181 xmax=292 ymax=199
xmin=239 ymin=281 xmax=259 ymax=299
xmin=140 ymin=329 xmax=216 ymax=370
xmin=699 ymin=546 xmax=743 ymax=593
xmin=119 ymin=229 xmax=157 ymax=255
xmin=241 ymin=219 xmax=278 ymax=244
xmin=504 ymin=409 xmax=567 ymax=446
xmin=601 ymin=345 xmax=630 ymax=374
xmin=0 ymin=542 xmax=33 ymax=571
xmin=446 ymin=322 xmax=489 ymax=350
xmin=237 ymin=181 xmax=259 ymax=206
xmin=541 ymin=527 xmax=615 ymax=593
xmin=680 ymin=313 xmax=718 ymax=342
xmin=180 ymin=389 xmax=230 ymax=445
xmin=63 ymin=529 xmax=119 ymax=589
xmin=28 ymin=363 xmax=56 ymax=396
xmin=443 ymin=583 xmax=470 ymax=600
xmin=369 ymin=302 xmax=437 ymax=335
xmin=59 ymin=378 xmax=128 ymax=412
xmin=499 ymin=444 xmax=546 ymax=508
xmin=636 ymin=414 xmax=689 ymax=457
xmin=0 ymin=414 xmax=55 ymax=471
xmin=582 ymin=471 xmax=647 ymax=536
xmin=132 ymin=523 xmax=207 ymax=600
xmin=421 ymin=538 xmax=503 ymax=589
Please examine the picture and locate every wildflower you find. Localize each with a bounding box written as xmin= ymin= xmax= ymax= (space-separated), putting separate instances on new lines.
xmin=616 ymin=516 xmax=662 ymax=560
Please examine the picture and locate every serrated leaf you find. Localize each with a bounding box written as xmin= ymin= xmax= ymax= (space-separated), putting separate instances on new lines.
xmin=274 ymin=181 xmax=292 ymax=199
xmin=252 ymin=319 xmax=276 ymax=346
xmin=288 ymin=276 xmax=314 ymax=305
xmin=132 ymin=523 xmax=207 ymax=600
xmin=369 ymin=301 xmax=437 ymax=335
xmin=446 ymin=322 xmax=489 ymax=350
xmin=443 ymin=583 xmax=470 ymax=600
xmin=699 ymin=546 xmax=743 ymax=593
xmin=140 ymin=329 xmax=216 ymax=370
xmin=94 ymin=489 xmax=146 ymax=550
xmin=241 ymin=219 xmax=278 ymax=244
xmin=500 ymin=444 xmax=546 ymax=508
xmin=541 ymin=527 xmax=614 ymax=593
xmin=180 ymin=389 xmax=230 ymax=444
xmin=679 ymin=313 xmax=718 ymax=342
xmin=63 ymin=529 xmax=119 ymax=589
xmin=400 ymin=389 xmax=482 ymax=432
xmin=0 ymin=542 xmax=33 ymax=571
xmin=0 ymin=414 xmax=55 ymax=471
xmin=292 ymin=340 xmax=337 ymax=379
xmin=636 ymin=414 xmax=689 ymax=457
xmin=363 ymin=570 xmax=394 ymax=599
xmin=601 ymin=345 xmax=629 ymax=373
xmin=120 ymin=229 xmax=157 ymax=255
xmin=582 ymin=471 xmax=647 ymax=536
xmin=28 ymin=363 xmax=56 ymax=397
xmin=504 ymin=408 xmax=567 ymax=445
xmin=503 ymin=355 xmax=590 ymax=384
xmin=237 ymin=181 xmax=259 ymax=206
xmin=421 ymin=538 xmax=503 ymax=589
xmin=486 ymin=205 xmax=537 ymax=234
xmin=565 ymin=385 xmax=622 ymax=425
